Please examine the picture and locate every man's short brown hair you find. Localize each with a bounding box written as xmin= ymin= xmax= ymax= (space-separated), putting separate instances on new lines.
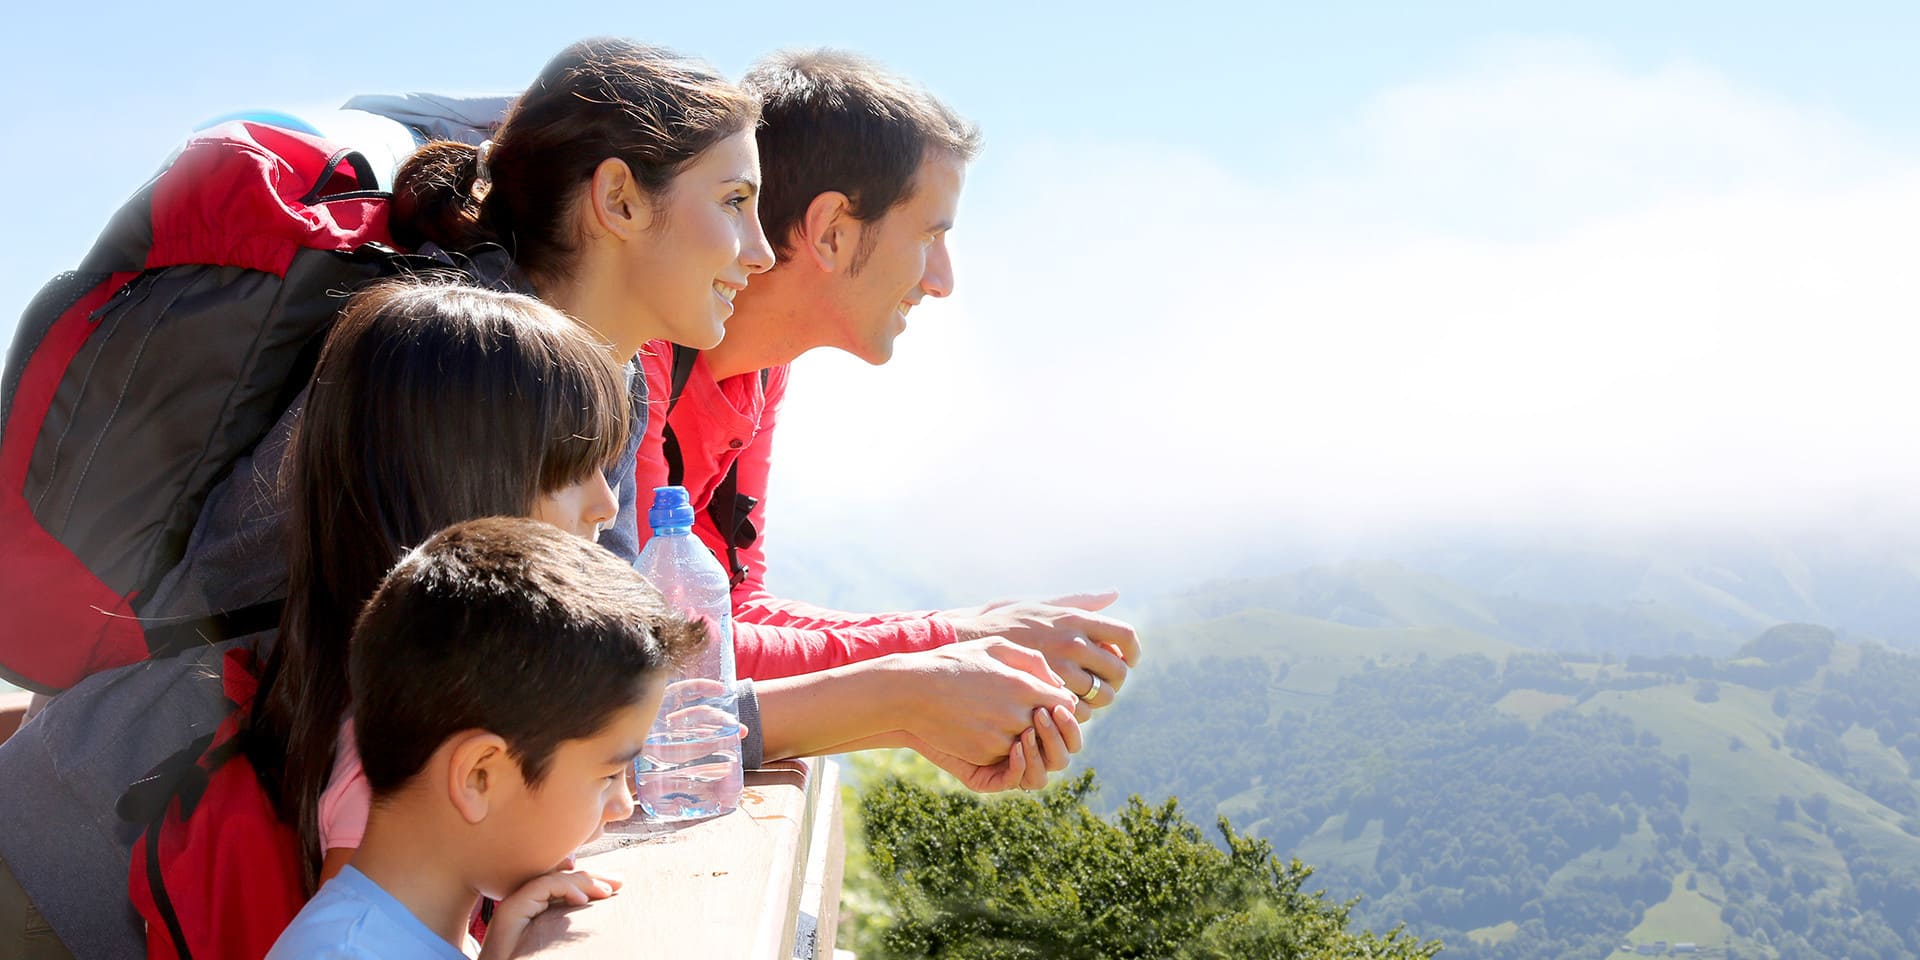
xmin=746 ymin=49 xmax=981 ymax=265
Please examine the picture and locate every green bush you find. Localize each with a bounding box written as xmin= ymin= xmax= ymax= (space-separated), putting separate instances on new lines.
xmin=852 ymin=768 xmax=1441 ymax=959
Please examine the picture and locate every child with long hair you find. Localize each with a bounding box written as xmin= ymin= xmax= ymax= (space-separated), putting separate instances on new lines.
xmin=261 ymin=279 xmax=1079 ymax=895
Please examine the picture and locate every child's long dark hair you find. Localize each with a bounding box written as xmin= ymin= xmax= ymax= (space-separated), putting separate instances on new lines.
xmin=244 ymin=279 xmax=629 ymax=890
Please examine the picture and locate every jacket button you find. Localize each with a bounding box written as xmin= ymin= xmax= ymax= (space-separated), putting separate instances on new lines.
xmin=728 ymin=439 xmax=745 ymax=449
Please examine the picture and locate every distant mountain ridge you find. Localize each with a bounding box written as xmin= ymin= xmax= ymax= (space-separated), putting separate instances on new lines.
xmin=1157 ymin=545 xmax=1920 ymax=658
xmin=1407 ymin=535 xmax=1920 ymax=648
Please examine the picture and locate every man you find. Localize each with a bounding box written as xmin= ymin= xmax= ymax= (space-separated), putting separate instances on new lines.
xmin=633 ymin=51 xmax=1139 ymax=707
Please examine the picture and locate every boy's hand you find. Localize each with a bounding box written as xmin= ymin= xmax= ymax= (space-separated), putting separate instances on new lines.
xmin=476 ymin=868 xmax=622 ymax=960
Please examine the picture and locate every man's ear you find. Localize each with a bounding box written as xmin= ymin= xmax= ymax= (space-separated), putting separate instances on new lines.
xmin=796 ymin=191 xmax=855 ymax=273
xmin=585 ymin=157 xmax=653 ymax=240
xmin=446 ymin=731 xmax=513 ymax=825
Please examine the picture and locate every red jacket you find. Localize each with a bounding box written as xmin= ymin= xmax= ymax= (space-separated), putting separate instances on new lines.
xmin=635 ymin=343 xmax=956 ymax=679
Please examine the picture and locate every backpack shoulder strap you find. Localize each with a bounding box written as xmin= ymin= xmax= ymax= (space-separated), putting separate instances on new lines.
xmin=667 ymin=345 xmax=699 ymax=413
xmin=709 ymin=366 xmax=770 ymax=588
xmin=661 ymin=345 xmax=700 ymax=487
xmin=138 ymin=601 xmax=285 ymax=659
xmin=660 ymin=352 xmax=768 ymax=585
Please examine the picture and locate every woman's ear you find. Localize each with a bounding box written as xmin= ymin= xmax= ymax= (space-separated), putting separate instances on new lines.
xmin=586 ymin=158 xmax=653 ymax=240
xmin=446 ymin=731 xmax=513 ymax=825
xmin=797 ymin=191 xmax=854 ymax=273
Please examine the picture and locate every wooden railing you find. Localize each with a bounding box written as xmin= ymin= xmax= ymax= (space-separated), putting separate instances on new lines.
xmin=516 ymin=757 xmax=844 ymax=959
xmin=0 ymin=691 xmax=29 ymax=746
xmin=0 ymin=692 xmax=846 ymax=960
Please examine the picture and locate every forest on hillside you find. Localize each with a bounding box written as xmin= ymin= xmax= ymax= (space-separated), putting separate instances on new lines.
xmin=1071 ymin=624 xmax=1920 ymax=959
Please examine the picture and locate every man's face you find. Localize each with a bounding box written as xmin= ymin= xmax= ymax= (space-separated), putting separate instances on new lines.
xmin=831 ymin=151 xmax=967 ymax=365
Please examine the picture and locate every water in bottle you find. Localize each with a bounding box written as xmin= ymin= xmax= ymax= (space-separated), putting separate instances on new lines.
xmin=633 ymin=485 xmax=744 ymax=820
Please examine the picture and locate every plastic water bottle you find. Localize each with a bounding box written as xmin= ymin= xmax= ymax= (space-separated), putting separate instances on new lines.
xmin=633 ymin=485 xmax=744 ymax=820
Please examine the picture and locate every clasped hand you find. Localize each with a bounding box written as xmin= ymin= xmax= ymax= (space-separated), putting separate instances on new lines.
xmin=943 ymin=590 xmax=1142 ymax=720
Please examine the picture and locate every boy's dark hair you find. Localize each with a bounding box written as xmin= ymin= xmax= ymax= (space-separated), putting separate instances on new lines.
xmin=349 ymin=517 xmax=704 ymax=793
xmin=746 ymin=49 xmax=980 ymax=269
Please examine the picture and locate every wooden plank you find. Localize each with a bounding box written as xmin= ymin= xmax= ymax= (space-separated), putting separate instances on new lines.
xmin=796 ymin=759 xmax=845 ymax=959
xmin=0 ymin=691 xmax=31 ymax=746
xmin=514 ymin=760 xmax=817 ymax=959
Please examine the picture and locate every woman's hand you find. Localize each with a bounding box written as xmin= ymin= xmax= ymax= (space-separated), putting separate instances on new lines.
xmin=896 ymin=640 xmax=1080 ymax=765
xmin=901 ymin=703 xmax=1082 ymax=793
xmin=476 ymin=868 xmax=621 ymax=960
xmin=753 ymin=640 xmax=1084 ymax=771
xmin=942 ymin=591 xmax=1140 ymax=716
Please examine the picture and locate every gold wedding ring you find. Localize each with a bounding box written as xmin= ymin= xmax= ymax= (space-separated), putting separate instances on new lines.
xmin=1079 ymin=675 xmax=1101 ymax=702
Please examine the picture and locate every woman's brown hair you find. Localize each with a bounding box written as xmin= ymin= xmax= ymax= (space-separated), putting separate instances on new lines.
xmin=389 ymin=37 xmax=760 ymax=289
xmin=244 ymin=278 xmax=629 ymax=889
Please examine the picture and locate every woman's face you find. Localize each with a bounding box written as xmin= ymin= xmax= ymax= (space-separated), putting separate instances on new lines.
xmin=623 ymin=129 xmax=777 ymax=350
xmin=531 ymin=471 xmax=620 ymax=541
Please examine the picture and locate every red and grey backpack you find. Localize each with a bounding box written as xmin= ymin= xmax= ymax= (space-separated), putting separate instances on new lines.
xmin=119 ymin=646 xmax=306 ymax=960
xmin=0 ymin=120 xmax=406 ymax=694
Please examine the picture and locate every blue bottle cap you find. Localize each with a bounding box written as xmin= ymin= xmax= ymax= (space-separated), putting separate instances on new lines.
xmin=648 ymin=485 xmax=696 ymax=532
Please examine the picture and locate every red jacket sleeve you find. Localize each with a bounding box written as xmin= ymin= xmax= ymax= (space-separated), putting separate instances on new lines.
xmin=633 ymin=348 xmax=954 ymax=681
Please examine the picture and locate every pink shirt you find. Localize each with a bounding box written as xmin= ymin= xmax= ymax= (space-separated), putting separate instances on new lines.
xmin=635 ymin=343 xmax=956 ymax=679
xmin=317 ymin=720 xmax=370 ymax=853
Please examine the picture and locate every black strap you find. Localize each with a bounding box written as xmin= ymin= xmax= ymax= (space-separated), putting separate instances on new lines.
xmin=661 ymin=345 xmax=700 ymax=487
xmin=659 ymin=347 xmax=763 ymax=587
xmin=709 ymin=467 xmax=758 ymax=588
xmin=120 ymin=731 xmax=222 ymax=960
xmin=142 ymin=600 xmax=285 ymax=660
xmin=298 ymin=148 xmax=382 ymax=204
xmin=147 ymin=799 xmax=194 ymax=960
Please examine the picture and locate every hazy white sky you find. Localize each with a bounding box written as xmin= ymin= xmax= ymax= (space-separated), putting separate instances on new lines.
xmin=768 ymin=37 xmax=1920 ymax=600
xmin=3 ymin=5 xmax=1917 ymax=601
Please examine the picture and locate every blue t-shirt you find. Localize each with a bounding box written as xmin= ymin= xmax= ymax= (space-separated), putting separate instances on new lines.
xmin=266 ymin=865 xmax=471 ymax=960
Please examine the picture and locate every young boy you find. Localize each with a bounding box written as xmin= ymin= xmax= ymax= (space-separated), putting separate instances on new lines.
xmin=268 ymin=517 xmax=702 ymax=959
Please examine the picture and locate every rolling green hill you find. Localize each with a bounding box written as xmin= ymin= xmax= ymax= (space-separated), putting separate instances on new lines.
xmin=1082 ymin=606 xmax=1920 ymax=960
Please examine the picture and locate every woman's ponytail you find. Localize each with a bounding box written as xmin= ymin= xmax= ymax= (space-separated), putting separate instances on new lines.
xmin=389 ymin=140 xmax=499 ymax=252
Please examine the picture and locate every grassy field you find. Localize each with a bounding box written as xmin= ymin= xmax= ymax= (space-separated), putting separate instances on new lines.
xmin=1582 ymin=678 xmax=1920 ymax=870
xmin=1625 ymin=872 xmax=1726 ymax=947
xmin=1163 ymin=608 xmax=1517 ymax=713
xmin=1545 ymin=822 xmax=1661 ymax=898
xmin=1494 ymin=688 xmax=1576 ymax=725
xmin=1292 ymin=813 xmax=1385 ymax=877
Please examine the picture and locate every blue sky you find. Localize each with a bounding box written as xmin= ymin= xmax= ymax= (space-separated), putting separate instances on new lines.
xmin=4 ymin=2 xmax=1918 ymax=597
xmin=3 ymin=2 xmax=1915 ymax=290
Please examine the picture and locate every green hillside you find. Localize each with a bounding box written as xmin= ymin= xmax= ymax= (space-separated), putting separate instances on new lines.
xmin=1165 ymin=607 xmax=1517 ymax=713
xmin=1082 ymin=611 xmax=1920 ymax=960
xmin=1156 ymin=560 xmax=1749 ymax=657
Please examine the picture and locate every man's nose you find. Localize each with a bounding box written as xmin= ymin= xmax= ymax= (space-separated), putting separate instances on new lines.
xmin=920 ymin=237 xmax=955 ymax=299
